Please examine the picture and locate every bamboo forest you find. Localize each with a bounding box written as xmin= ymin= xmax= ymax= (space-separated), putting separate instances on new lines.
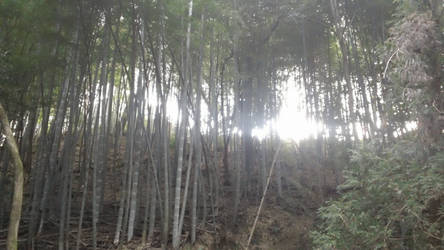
xmin=0 ymin=0 xmax=442 ymax=249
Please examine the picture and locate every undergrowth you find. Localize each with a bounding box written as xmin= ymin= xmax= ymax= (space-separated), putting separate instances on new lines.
xmin=311 ymin=138 xmax=444 ymax=249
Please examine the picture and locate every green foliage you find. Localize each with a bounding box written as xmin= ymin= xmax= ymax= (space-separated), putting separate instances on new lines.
xmin=313 ymin=5 xmax=444 ymax=248
xmin=311 ymin=138 xmax=444 ymax=249
xmin=385 ymin=11 xmax=441 ymax=119
xmin=0 ymin=0 xmax=66 ymax=115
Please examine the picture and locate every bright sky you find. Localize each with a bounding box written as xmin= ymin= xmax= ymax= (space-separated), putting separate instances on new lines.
xmin=252 ymin=79 xmax=323 ymax=142
xmin=128 ymin=69 xmax=416 ymax=143
xmin=144 ymin=73 xmax=323 ymax=143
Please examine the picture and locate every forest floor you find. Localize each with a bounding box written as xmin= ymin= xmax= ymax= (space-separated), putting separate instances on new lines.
xmin=0 ymin=186 xmax=325 ymax=249
xmin=117 ymin=185 xmax=324 ymax=250
xmin=1 ymin=173 xmax=331 ymax=250
xmin=1 ymin=139 xmax=338 ymax=249
xmin=210 ymin=191 xmax=320 ymax=250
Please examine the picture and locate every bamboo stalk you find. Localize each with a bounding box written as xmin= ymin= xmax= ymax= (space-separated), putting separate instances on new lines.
xmin=245 ymin=141 xmax=282 ymax=250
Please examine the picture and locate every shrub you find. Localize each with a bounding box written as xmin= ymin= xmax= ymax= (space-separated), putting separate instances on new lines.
xmin=311 ymin=138 xmax=444 ymax=249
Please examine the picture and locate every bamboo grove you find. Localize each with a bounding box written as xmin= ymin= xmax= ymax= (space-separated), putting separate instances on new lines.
xmin=0 ymin=0 xmax=442 ymax=249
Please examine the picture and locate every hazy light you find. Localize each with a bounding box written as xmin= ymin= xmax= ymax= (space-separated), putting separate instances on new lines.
xmin=252 ymin=79 xmax=323 ymax=142
xmin=142 ymin=70 xmax=323 ymax=142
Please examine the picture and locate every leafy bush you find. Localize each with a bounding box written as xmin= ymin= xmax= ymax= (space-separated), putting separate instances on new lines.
xmin=311 ymin=139 xmax=444 ymax=249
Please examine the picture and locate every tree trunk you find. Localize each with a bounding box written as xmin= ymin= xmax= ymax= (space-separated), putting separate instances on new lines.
xmin=178 ymin=132 xmax=193 ymax=236
xmin=0 ymin=103 xmax=24 ymax=250
xmin=172 ymin=2 xmax=193 ymax=248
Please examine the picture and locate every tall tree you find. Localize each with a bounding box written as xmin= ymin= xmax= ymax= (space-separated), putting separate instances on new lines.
xmin=0 ymin=103 xmax=24 ymax=250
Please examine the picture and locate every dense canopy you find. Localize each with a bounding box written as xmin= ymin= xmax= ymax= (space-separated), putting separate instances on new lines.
xmin=0 ymin=0 xmax=442 ymax=249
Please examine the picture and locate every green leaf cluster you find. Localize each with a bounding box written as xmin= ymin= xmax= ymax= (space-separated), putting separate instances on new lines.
xmin=311 ymin=138 xmax=444 ymax=249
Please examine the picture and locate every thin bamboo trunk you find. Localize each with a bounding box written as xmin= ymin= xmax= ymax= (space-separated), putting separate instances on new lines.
xmin=0 ymin=103 xmax=24 ymax=250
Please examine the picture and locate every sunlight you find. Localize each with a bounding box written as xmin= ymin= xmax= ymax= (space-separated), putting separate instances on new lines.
xmin=252 ymin=78 xmax=323 ymax=142
xmin=152 ymin=73 xmax=323 ymax=143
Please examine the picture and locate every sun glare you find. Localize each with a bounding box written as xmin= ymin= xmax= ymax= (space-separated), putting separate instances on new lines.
xmin=145 ymin=69 xmax=322 ymax=143
xmin=252 ymin=80 xmax=323 ymax=142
